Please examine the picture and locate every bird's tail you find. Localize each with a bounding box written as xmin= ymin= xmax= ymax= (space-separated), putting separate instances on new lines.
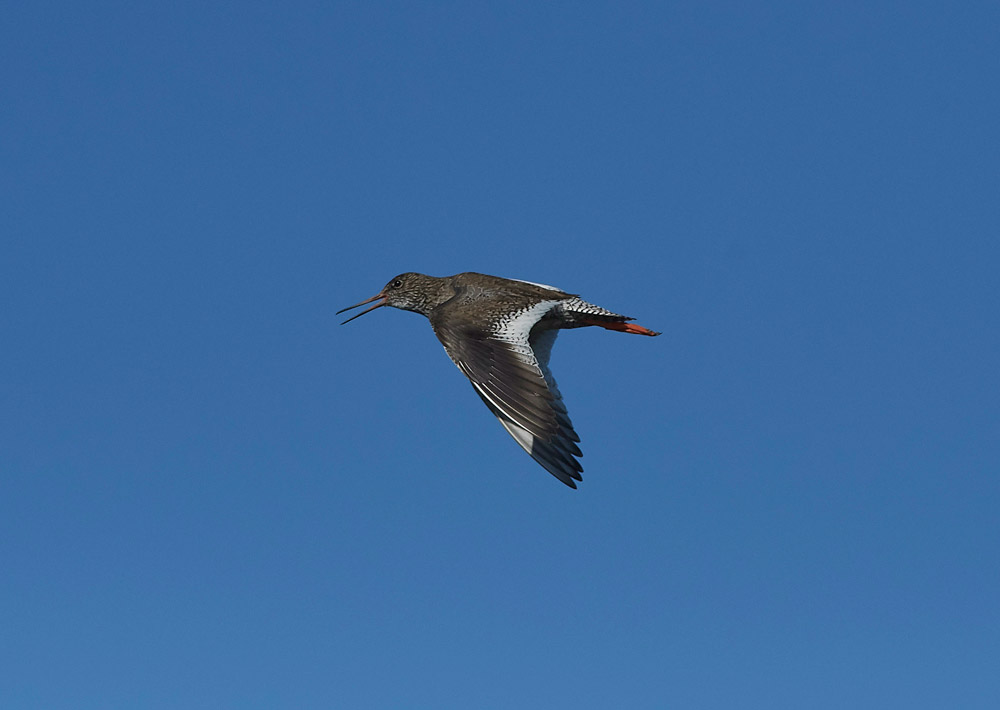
xmin=581 ymin=319 xmax=660 ymax=336
xmin=557 ymin=297 xmax=660 ymax=336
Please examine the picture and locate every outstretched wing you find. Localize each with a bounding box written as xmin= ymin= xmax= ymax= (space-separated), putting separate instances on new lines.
xmin=430 ymin=299 xmax=583 ymax=488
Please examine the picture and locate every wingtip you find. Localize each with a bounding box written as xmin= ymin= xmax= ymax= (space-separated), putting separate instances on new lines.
xmin=553 ymin=469 xmax=582 ymax=489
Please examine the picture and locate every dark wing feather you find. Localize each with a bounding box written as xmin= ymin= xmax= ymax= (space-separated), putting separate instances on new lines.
xmin=430 ymin=299 xmax=583 ymax=488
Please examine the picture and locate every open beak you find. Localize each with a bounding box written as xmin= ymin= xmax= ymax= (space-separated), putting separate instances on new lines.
xmin=336 ymin=292 xmax=387 ymax=324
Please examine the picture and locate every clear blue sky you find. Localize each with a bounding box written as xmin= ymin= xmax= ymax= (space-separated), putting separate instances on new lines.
xmin=2 ymin=2 xmax=998 ymax=708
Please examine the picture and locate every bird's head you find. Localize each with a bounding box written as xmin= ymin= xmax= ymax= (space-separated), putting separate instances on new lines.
xmin=337 ymin=272 xmax=447 ymax=323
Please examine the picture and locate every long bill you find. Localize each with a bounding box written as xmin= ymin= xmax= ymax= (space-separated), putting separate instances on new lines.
xmin=336 ymin=293 xmax=386 ymax=324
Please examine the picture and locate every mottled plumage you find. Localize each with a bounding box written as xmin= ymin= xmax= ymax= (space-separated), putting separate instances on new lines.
xmin=337 ymin=272 xmax=659 ymax=488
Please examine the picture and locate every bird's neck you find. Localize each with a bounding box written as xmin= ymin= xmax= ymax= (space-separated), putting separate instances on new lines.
xmin=404 ymin=276 xmax=456 ymax=317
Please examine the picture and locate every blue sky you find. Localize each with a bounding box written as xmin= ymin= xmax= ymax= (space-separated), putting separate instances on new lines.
xmin=2 ymin=2 xmax=998 ymax=708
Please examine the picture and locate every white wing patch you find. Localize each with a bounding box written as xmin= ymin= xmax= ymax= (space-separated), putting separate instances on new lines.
xmin=491 ymin=299 xmax=562 ymax=347
xmin=529 ymin=329 xmax=564 ymax=402
xmin=496 ymin=416 xmax=536 ymax=454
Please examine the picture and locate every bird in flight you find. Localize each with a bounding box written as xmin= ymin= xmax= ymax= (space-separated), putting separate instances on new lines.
xmin=338 ymin=272 xmax=659 ymax=488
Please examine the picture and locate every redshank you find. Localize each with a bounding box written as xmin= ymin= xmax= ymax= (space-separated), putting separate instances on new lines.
xmin=337 ymin=272 xmax=659 ymax=488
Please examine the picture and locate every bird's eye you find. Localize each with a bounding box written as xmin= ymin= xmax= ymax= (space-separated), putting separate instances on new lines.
xmin=392 ymin=280 xmax=403 ymax=288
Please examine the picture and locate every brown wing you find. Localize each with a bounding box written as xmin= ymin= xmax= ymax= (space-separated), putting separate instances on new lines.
xmin=430 ymin=299 xmax=583 ymax=488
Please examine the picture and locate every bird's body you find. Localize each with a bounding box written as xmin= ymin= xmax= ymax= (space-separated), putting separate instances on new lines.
xmin=338 ymin=272 xmax=659 ymax=488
